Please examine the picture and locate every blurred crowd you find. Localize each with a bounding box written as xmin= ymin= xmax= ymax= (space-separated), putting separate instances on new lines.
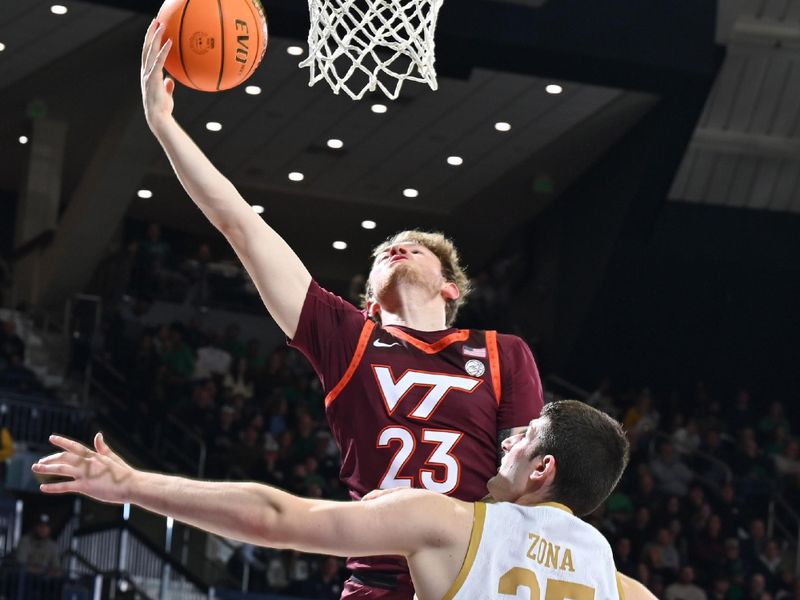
xmin=583 ymin=383 xmax=799 ymax=600
xmin=2 ymin=220 xmax=799 ymax=599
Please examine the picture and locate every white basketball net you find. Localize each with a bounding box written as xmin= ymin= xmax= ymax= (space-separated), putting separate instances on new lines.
xmin=299 ymin=0 xmax=444 ymax=100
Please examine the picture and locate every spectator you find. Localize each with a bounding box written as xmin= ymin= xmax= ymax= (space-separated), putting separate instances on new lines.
xmin=771 ymin=440 xmax=800 ymax=478
xmin=741 ymin=519 xmax=769 ymax=567
xmin=161 ymin=322 xmax=195 ymax=395
xmin=130 ymin=223 xmax=172 ymax=296
xmin=727 ymin=389 xmax=754 ymax=437
xmin=650 ymin=440 xmax=694 ymax=496
xmin=691 ymin=514 xmax=725 ymax=575
xmin=613 ymin=537 xmax=637 ymax=577
xmin=710 ymin=577 xmax=733 ymax=600
xmin=721 ymin=538 xmax=748 ymax=590
xmin=182 ymin=242 xmax=213 ymax=308
xmin=624 ymin=388 xmax=660 ymax=449
xmin=626 ymin=506 xmax=655 ymax=560
xmin=672 ymin=415 xmax=702 ymax=456
xmin=223 ymin=323 xmax=245 ymax=361
xmin=666 ymin=566 xmax=708 ymax=600
xmin=193 ymin=332 xmax=233 ymax=381
xmin=298 ymin=556 xmax=345 ymax=600
xmin=223 ymin=356 xmax=255 ymax=400
xmin=16 ymin=514 xmax=62 ymax=576
xmin=757 ymin=539 xmax=785 ymax=579
xmin=748 ymin=573 xmax=768 ymax=600
xmin=646 ymin=527 xmax=681 ymax=575
xmin=0 ymin=319 xmax=25 ymax=363
xmin=0 ymin=405 xmax=14 ymax=488
xmin=758 ymin=402 xmax=791 ymax=441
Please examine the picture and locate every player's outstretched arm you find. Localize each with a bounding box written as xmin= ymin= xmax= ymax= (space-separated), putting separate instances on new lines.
xmin=140 ymin=20 xmax=311 ymax=337
xmin=618 ymin=573 xmax=658 ymax=600
xmin=33 ymin=435 xmax=470 ymax=562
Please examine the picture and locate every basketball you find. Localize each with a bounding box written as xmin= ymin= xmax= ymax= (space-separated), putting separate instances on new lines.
xmin=156 ymin=0 xmax=268 ymax=92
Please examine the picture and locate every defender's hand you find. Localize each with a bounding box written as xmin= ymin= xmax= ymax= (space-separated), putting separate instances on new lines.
xmin=141 ymin=19 xmax=175 ymax=133
xmin=32 ymin=433 xmax=135 ymax=504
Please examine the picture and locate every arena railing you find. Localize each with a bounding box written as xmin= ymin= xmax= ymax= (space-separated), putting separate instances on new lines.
xmin=768 ymin=494 xmax=800 ymax=576
xmin=0 ymin=391 xmax=95 ymax=450
xmin=71 ymin=515 xmax=213 ymax=600
xmin=86 ymin=353 xmax=207 ymax=478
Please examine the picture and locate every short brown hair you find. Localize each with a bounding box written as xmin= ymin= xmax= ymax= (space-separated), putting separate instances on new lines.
xmin=365 ymin=230 xmax=471 ymax=326
xmin=534 ymin=400 xmax=630 ymax=516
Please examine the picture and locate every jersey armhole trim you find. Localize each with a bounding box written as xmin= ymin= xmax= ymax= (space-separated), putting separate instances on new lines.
xmin=441 ymin=502 xmax=486 ymax=600
xmin=324 ymin=320 xmax=376 ymax=408
xmin=616 ymin=572 xmax=627 ymax=600
xmin=486 ymin=330 xmax=502 ymax=405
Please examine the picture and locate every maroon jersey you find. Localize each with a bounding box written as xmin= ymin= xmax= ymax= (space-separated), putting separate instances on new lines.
xmin=290 ymin=281 xmax=543 ymax=594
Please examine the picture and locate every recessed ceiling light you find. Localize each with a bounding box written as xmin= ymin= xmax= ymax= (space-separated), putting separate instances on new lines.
xmin=403 ymin=188 xmax=419 ymax=198
xmin=18 ymin=135 xmax=28 ymax=145
xmin=447 ymin=156 xmax=463 ymax=166
xmin=0 ymin=43 xmax=6 ymax=52
xmin=245 ymin=85 xmax=261 ymax=95
xmin=361 ymin=220 xmax=376 ymax=230
xmin=546 ymin=84 xmax=563 ymax=94
xmin=50 ymin=5 xmax=68 ymax=15
xmin=327 ymin=138 xmax=344 ymax=150
xmin=206 ymin=121 xmax=222 ymax=132
xmin=137 ymin=189 xmax=153 ymax=199
xmin=494 ymin=122 xmax=511 ymax=132
xmin=371 ymin=104 xmax=388 ymax=114
xmin=288 ymin=171 xmax=304 ymax=182
xmin=287 ymin=46 xmax=304 ymax=56
xmin=252 ymin=205 xmax=264 ymax=214
xmin=332 ymin=241 xmax=348 ymax=250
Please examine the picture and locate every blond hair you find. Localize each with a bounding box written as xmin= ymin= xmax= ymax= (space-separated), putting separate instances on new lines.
xmin=364 ymin=230 xmax=471 ymax=326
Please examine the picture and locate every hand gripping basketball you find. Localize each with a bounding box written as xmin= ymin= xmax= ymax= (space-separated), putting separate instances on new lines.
xmin=141 ymin=20 xmax=176 ymax=131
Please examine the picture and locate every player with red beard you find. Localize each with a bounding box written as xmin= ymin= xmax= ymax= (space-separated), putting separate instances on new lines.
xmin=141 ymin=21 xmax=543 ymax=599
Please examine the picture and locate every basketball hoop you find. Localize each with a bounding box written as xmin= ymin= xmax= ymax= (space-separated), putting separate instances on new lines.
xmin=299 ymin=0 xmax=444 ymax=100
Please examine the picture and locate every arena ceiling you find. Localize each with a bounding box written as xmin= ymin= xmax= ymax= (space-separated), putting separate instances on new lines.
xmin=5 ymin=0 xmax=790 ymax=297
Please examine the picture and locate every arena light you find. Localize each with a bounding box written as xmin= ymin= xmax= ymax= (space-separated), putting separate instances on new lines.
xmin=245 ymin=85 xmax=262 ymax=95
xmin=403 ymin=188 xmax=419 ymax=198
xmin=447 ymin=156 xmax=463 ymax=166
xmin=0 ymin=42 xmax=6 ymax=52
xmin=252 ymin=205 xmax=265 ymax=214
xmin=327 ymin=138 xmax=344 ymax=149
xmin=332 ymin=241 xmax=348 ymax=250
xmin=494 ymin=122 xmax=511 ymax=132
xmin=50 ymin=5 xmax=68 ymax=15
xmin=205 ymin=121 xmax=222 ymax=132
xmin=546 ymin=84 xmax=563 ymax=94
xmin=371 ymin=104 xmax=388 ymax=114
xmin=18 ymin=135 xmax=28 ymax=145
xmin=361 ymin=220 xmax=377 ymax=230
xmin=288 ymin=171 xmax=305 ymax=182
xmin=137 ymin=189 xmax=153 ymax=199
xmin=287 ymin=46 xmax=304 ymax=56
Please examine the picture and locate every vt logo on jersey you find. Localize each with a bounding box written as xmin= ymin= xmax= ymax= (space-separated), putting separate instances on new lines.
xmin=372 ymin=366 xmax=482 ymax=419
xmin=370 ymin=366 xmax=480 ymax=494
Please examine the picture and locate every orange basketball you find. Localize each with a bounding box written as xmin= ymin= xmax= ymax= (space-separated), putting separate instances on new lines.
xmin=156 ymin=0 xmax=268 ymax=92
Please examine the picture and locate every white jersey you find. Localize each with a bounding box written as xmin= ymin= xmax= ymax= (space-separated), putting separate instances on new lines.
xmin=443 ymin=502 xmax=624 ymax=600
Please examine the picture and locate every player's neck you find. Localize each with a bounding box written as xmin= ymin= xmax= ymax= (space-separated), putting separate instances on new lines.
xmin=379 ymin=292 xmax=449 ymax=331
xmin=380 ymin=309 xmax=448 ymax=332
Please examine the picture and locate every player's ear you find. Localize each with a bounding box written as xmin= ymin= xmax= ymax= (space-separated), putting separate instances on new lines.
xmin=528 ymin=454 xmax=557 ymax=488
xmin=441 ymin=281 xmax=460 ymax=302
xmin=366 ymin=299 xmax=381 ymax=318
